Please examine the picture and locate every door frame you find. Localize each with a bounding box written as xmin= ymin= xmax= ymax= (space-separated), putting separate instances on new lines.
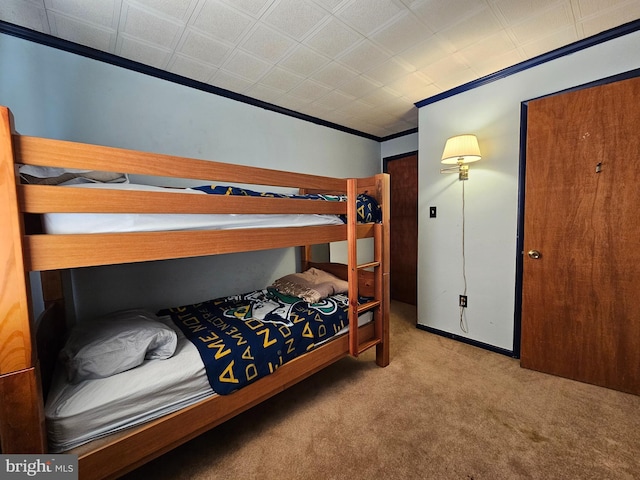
xmin=383 ymin=150 xmax=418 ymax=305
xmin=513 ymin=67 xmax=640 ymax=359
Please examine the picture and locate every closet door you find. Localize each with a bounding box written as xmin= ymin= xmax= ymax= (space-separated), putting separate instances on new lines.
xmin=387 ymin=153 xmax=417 ymax=305
xmin=521 ymin=76 xmax=640 ymax=395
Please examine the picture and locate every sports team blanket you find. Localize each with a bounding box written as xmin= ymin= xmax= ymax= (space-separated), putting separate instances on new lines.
xmin=159 ymin=289 xmax=353 ymax=395
xmin=192 ymin=185 xmax=382 ymax=223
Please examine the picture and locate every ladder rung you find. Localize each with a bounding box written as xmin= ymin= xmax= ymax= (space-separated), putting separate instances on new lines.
xmin=356 ymin=261 xmax=380 ymax=270
xmin=357 ymin=338 xmax=382 ymax=354
xmin=357 ymin=300 xmax=381 ymax=314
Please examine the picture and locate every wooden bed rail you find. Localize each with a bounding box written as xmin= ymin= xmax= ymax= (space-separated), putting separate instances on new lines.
xmin=14 ymin=134 xmax=347 ymax=191
xmin=25 ymin=224 xmax=374 ymax=271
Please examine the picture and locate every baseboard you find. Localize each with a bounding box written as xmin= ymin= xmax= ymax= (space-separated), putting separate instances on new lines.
xmin=416 ymin=324 xmax=517 ymax=358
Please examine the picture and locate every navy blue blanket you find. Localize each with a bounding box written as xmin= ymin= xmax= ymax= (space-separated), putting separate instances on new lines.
xmin=160 ymin=289 xmax=353 ymax=394
xmin=193 ymin=185 xmax=381 ymax=223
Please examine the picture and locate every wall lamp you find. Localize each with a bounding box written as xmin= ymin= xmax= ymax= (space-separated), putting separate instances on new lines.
xmin=440 ymin=134 xmax=482 ymax=180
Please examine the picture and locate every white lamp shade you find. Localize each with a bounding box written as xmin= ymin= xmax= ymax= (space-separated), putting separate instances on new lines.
xmin=441 ymin=134 xmax=482 ymax=165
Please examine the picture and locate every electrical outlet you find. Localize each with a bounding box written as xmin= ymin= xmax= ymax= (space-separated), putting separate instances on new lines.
xmin=459 ymin=295 xmax=468 ymax=308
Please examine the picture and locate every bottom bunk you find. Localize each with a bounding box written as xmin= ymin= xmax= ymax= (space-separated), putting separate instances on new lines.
xmin=71 ymin=322 xmax=378 ymax=479
xmin=36 ymin=264 xmax=387 ymax=480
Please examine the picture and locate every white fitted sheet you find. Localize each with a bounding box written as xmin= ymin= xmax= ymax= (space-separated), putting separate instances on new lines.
xmin=45 ymin=316 xmax=213 ymax=452
xmin=45 ymin=312 xmax=372 ymax=452
xmin=42 ymin=183 xmax=344 ymax=234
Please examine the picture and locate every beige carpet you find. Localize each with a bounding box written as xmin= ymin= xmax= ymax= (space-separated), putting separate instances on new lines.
xmin=123 ymin=301 xmax=640 ymax=479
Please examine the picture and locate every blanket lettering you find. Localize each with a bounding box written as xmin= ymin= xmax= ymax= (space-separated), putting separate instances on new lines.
xmin=160 ymin=289 xmax=350 ymax=394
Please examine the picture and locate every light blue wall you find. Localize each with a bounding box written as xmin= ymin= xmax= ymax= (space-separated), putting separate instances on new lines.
xmin=0 ymin=33 xmax=381 ymax=320
xmin=381 ymin=132 xmax=418 ymax=159
xmin=417 ymin=30 xmax=640 ymax=351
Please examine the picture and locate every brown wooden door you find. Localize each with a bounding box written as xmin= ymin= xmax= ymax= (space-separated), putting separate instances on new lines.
xmin=386 ymin=153 xmax=417 ymax=305
xmin=521 ymin=76 xmax=640 ymax=395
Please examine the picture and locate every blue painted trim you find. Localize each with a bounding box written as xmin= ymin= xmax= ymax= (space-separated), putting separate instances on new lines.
xmin=380 ymin=127 xmax=418 ymax=142
xmin=512 ymin=104 xmax=529 ymax=359
xmin=416 ymin=324 xmax=516 ymax=358
xmin=415 ymin=19 xmax=640 ymax=108
xmin=0 ymin=21 xmax=389 ymax=141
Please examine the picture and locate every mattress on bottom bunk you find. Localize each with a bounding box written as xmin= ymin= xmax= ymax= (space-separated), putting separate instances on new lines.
xmin=42 ymin=183 xmax=346 ymax=234
xmin=45 ymin=298 xmax=372 ymax=453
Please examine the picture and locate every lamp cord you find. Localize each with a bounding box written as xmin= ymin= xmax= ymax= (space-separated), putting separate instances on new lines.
xmin=460 ymin=179 xmax=468 ymax=333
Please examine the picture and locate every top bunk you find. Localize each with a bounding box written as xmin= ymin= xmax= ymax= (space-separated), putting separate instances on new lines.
xmin=0 ymin=106 xmax=388 ymax=272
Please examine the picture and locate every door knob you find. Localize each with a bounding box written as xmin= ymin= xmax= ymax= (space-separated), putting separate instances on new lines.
xmin=527 ymin=250 xmax=541 ymax=259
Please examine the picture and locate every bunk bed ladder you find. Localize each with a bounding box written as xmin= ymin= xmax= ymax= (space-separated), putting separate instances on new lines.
xmin=347 ymin=179 xmax=384 ymax=357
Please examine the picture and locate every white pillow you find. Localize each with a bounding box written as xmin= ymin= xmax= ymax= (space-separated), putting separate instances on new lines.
xmin=60 ymin=309 xmax=177 ymax=384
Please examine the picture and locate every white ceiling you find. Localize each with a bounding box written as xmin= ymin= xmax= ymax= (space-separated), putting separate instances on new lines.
xmin=2 ymin=0 xmax=639 ymax=139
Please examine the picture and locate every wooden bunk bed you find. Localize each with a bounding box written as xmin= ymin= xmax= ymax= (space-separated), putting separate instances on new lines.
xmin=0 ymin=105 xmax=390 ymax=479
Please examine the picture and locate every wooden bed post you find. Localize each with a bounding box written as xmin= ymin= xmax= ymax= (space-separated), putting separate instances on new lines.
xmin=376 ymin=173 xmax=390 ymax=367
xmin=0 ymin=106 xmax=48 ymax=452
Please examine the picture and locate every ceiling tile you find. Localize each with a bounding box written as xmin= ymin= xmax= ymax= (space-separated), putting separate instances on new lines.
xmin=279 ymin=44 xmax=331 ymax=76
xmin=410 ymin=0 xmax=489 ymax=32
xmin=288 ymin=78 xmax=333 ymax=102
xmin=373 ymin=99 xmax=418 ymax=120
xmin=3 ymin=0 xmax=50 ymax=33
xmin=509 ymin=3 xmax=575 ymax=44
xmin=305 ymin=17 xmax=362 ymax=58
xmin=222 ymin=49 xmax=273 ymax=81
xmin=387 ymin=72 xmax=438 ymax=102
xmin=336 ymin=39 xmax=391 ymax=74
xmin=311 ymin=61 xmax=359 ymax=88
xmin=190 ymin=0 xmax=254 ymax=43
xmin=117 ymin=33 xmax=172 ymax=67
xmin=263 ymin=0 xmax=329 ymax=40
xmin=519 ymin=25 xmax=579 ymax=58
xmin=209 ymin=68 xmax=255 ymax=92
xmin=336 ymin=98 xmax=375 ymax=118
xmin=458 ymin=31 xmax=516 ymax=64
xmin=244 ymin=83 xmax=285 ymax=104
xmin=420 ymin=53 xmax=475 ymax=89
xmin=470 ymin=48 xmax=524 ymax=77
xmin=310 ymin=0 xmax=345 ymax=11
xmin=218 ymin=0 xmax=273 ymax=18
xmin=241 ymin=24 xmax=297 ymax=62
xmin=45 ymin=0 xmax=120 ymax=27
xmin=370 ymin=11 xmax=432 ymax=56
xmin=277 ymin=95 xmax=314 ymax=111
xmin=129 ymin=0 xmax=197 ymax=20
xmin=48 ymin=12 xmax=116 ymax=52
xmin=436 ymin=7 xmax=504 ymax=51
xmin=579 ymin=1 xmax=640 ymax=37
xmin=337 ymin=75 xmax=381 ymax=98
xmin=120 ymin=3 xmax=183 ymax=48
xmin=396 ymin=35 xmax=453 ymax=70
xmin=492 ymin=0 xmax=562 ymax=25
xmin=258 ymin=66 xmax=305 ymax=91
xmin=336 ymin=0 xmax=403 ymax=35
xmin=359 ymin=86 xmax=404 ymax=108
xmin=167 ymin=54 xmax=217 ymax=82
xmin=177 ymin=28 xmax=233 ymax=66
xmin=313 ymin=90 xmax=356 ymax=110
xmin=363 ymin=58 xmax=412 ymax=85
xmin=573 ymin=0 xmax=629 ymax=18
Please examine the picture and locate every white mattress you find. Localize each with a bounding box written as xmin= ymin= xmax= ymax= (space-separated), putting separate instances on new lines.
xmin=43 ymin=183 xmax=344 ymax=234
xmin=45 ymin=316 xmax=213 ymax=452
xmin=45 ymin=312 xmax=372 ymax=452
